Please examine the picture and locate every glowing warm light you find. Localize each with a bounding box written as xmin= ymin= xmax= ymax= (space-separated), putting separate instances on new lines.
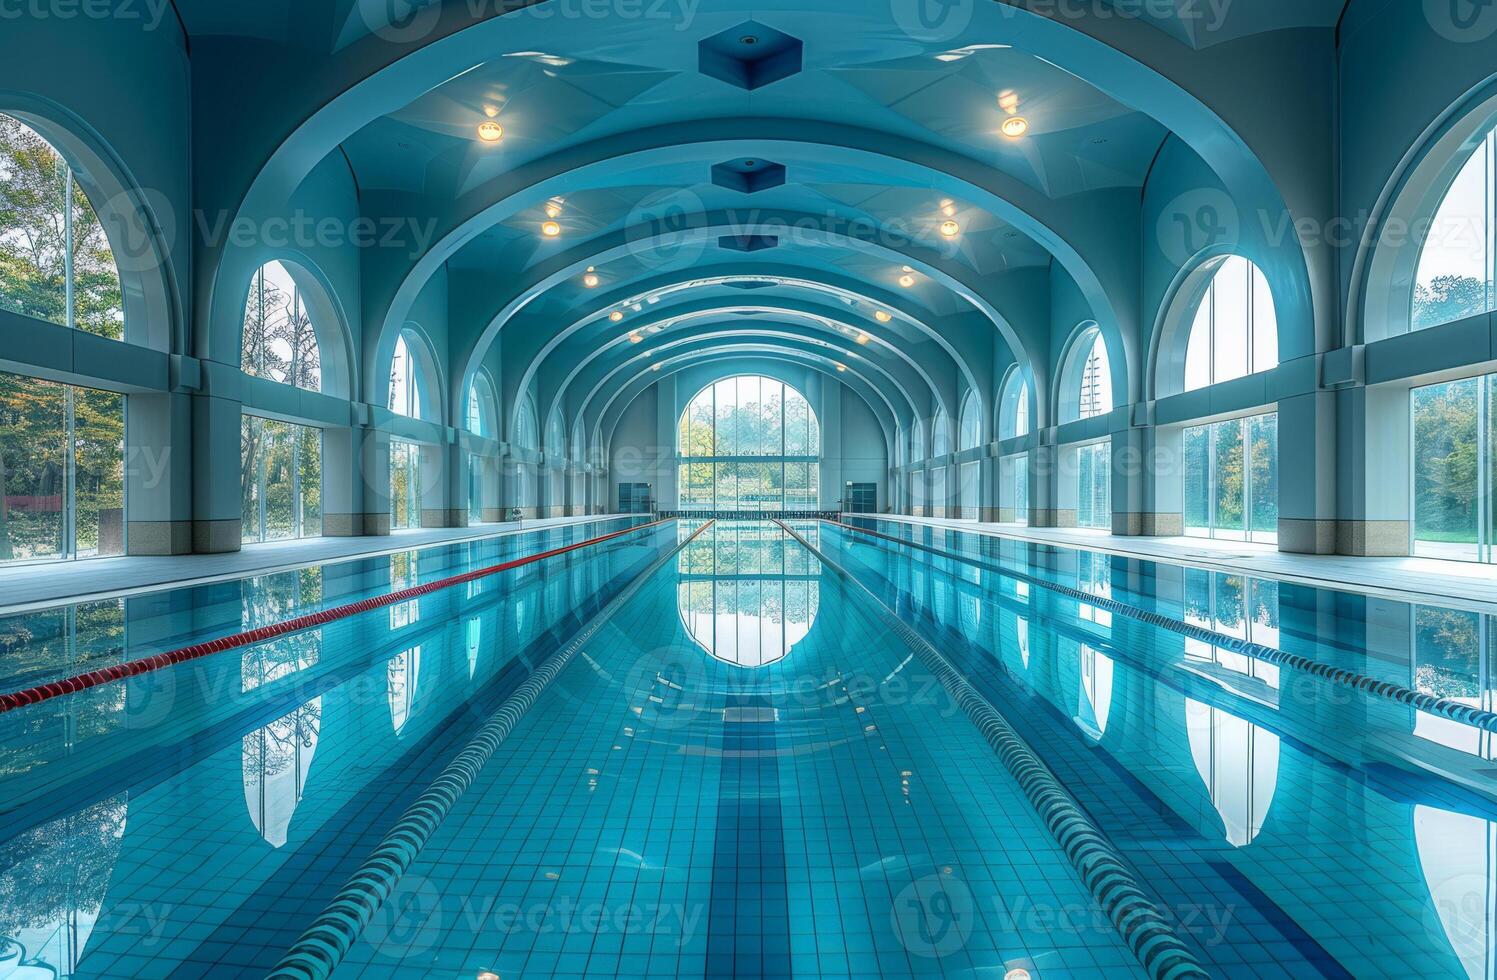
xmin=628 ymin=333 xmax=643 ymax=344
xmin=856 ymin=332 xmax=870 ymax=345
xmin=651 ymin=363 xmax=661 ymax=372
xmin=583 ymin=272 xmax=600 ymax=288
xmin=874 ymin=310 xmax=892 ymax=323
xmin=610 ymin=311 xmax=625 ymax=322
xmin=941 ymin=201 xmax=957 ymax=217
xmin=940 ymin=219 xmax=960 ymax=238
xmin=1004 ymin=970 xmax=1032 ymax=980
xmin=477 ymin=972 xmax=501 ymax=980
xmin=998 ymin=91 xmax=1020 ymax=113
xmin=836 ymin=363 xmax=847 ymax=372
xmin=544 ymin=200 xmax=564 ymax=219
xmin=476 ymin=121 xmax=504 ymax=143
xmin=1001 ymin=116 xmax=1029 ymax=138
xmin=899 ymin=274 xmax=917 ymax=288
xmin=541 ymin=220 xmax=562 ymax=237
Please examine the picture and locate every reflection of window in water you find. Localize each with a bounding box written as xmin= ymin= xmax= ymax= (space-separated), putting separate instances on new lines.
xmin=389 ymin=648 xmax=422 ymax=735
xmin=1185 ymin=699 xmax=1279 ymax=847
xmin=1413 ymin=607 xmax=1493 ymax=759
xmin=1183 ymin=570 xmax=1280 ymax=689
xmin=0 ymin=794 xmax=127 ymax=977
xmin=243 ymin=698 xmax=321 ymax=847
xmin=1415 ymin=805 xmax=1496 ymax=980
xmin=465 ymin=617 xmax=481 ymax=679
xmin=677 ymin=523 xmax=819 ymax=668
xmin=1074 ymin=644 xmax=1113 ymax=741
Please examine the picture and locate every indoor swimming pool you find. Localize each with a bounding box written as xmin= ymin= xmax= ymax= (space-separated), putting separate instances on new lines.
xmin=0 ymin=517 xmax=1493 ymax=979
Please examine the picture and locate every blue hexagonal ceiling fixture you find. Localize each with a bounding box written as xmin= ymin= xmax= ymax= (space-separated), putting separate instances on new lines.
xmin=698 ymin=21 xmax=803 ymax=91
xmin=712 ymin=158 xmax=788 ymax=194
xmin=719 ymin=234 xmax=779 ymax=253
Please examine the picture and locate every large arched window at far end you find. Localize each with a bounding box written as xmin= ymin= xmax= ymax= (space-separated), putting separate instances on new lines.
xmin=1414 ymin=126 xmax=1496 ymax=332
xmin=243 ymin=262 xmax=322 ymax=391
xmin=1183 ymin=256 xmax=1278 ymax=392
xmin=678 ymin=375 xmax=820 ymax=511
xmin=0 ymin=113 xmax=123 ymax=341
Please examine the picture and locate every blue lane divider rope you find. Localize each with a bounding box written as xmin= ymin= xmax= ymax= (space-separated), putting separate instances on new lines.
xmin=833 ymin=518 xmax=1497 ymax=736
xmin=267 ymin=520 xmax=715 ymax=980
xmin=774 ymin=520 xmax=1210 ymax=980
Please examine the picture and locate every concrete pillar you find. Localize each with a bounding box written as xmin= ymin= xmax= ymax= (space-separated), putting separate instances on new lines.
xmin=190 ymin=391 xmax=243 ymax=553
xmin=1053 ymin=443 xmax=1081 ymax=529
xmin=1143 ymin=424 xmax=1185 ymax=537
xmin=1030 ymin=442 xmax=1062 ymax=527
xmin=321 ymin=424 xmax=364 ymax=537
xmin=1110 ymin=425 xmax=1147 ymax=536
xmin=126 ymin=390 xmax=193 ymax=554
xmin=1337 ymin=380 xmax=1413 ymax=556
xmin=361 ymin=428 xmax=392 ymax=535
xmin=1278 ymin=389 xmax=1338 ymax=554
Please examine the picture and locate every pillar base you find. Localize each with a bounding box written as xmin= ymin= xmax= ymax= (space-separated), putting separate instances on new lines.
xmin=1139 ymin=513 xmax=1184 ymax=536
xmin=1030 ymin=509 xmax=1076 ymax=528
xmin=363 ymin=513 xmax=392 ymax=536
xmin=323 ymin=513 xmax=363 ymax=537
xmin=127 ymin=520 xmax=193 ymax=556
xmin=1112 ymin=512 xmax=1145 ymax=536
xmin=1335 ymin=520 xmax=1409 ymax=557
xmin=192 ymin=519 xmax=240 ymax=555
xmin=1279 ymin=518 xmax=1337 ymax=555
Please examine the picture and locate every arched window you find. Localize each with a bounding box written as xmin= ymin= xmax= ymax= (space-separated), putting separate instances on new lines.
xmin=678 ymin=375 xmax=820 ymax=511
xmin=1183 ymin=256 xmax=1279 ymax=391
xmin=545 ymin=410 xmax=566 ymax=456
xmin=242 ymin=262 xmax=322 ymax=391
xmin=1060 ymin=327 xmax=1116 ymax=423
xmin=570 ymin=421 xmax=585 ymax=463
xmin=958 ymin=392 xmax=982 ymax=451
xmin=911 ymin=419 xmax=927 ymax=462
xmin=465 ymin=375 xmax=497 ymax=438
xmin=998 ymin=370 xmax=1030 ymax=442
xmin=0 ymin=113 xmax=123 ymax=340
xmin=894 ymin=425 xmax=905 ymax=467
xmin=390 ymin=330 xmax=435 ymax=420
xmin=1414 ymin=126 xmax=1496 ymax=331
xmin=514 ymin=394 xmax=539 ymax=449
xmin=931 ymin=407 xmax=952 ymax=457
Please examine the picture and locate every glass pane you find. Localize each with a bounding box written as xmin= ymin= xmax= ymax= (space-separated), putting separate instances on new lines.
xmin=1213 ymin=256 xmax=1250 ymax=384
xmin=1413 ymin=379 xmax=1481 ymax=561
xmin=0 ymin=373 xmax=67 ymax=562
xmin=1251 ymin=264 xmax=1279 ymax=374
xmin=1184 ymin=424 xmax=1211 ymax=536
xmin=1414 ymin=131 xmax=1494 ymax=331
xmin=1185 ymin=301 xmax=1212 ymax=392
xmin=242 ymin=415 xmax=261 ymax=542
xmin=73 ymin=386 xmax=125 ymax=557
xmin=1248 ymin=414 xmax=1278 ymax=542
xmin=1213 ymin=419 xmax=1247 ymax=540
xmin=263 ymin=420 xmax=296 ymax=541
xmin=1077 ymin=442 xmax=1111 ymax=530
xmin=299 ymin=424 xmax=322 ymax=536
xmin=1014 ymin=455 xmax=1029 ymax=523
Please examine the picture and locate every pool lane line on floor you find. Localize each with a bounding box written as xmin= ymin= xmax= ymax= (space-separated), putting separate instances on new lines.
xmin=832 ymin=518 xmax=1497 ymax=737
xmin=266 ymin=519 xmax=714 ymax=980
xmin=774 ymin=520 xmax=1210 ymax=980
xmin=0 ymin=515 xmax=640 ymax=617
xmin=0 ymin=518 xmax=675 ymax=717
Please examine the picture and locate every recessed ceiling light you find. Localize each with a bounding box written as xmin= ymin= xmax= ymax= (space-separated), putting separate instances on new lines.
xmin=583 ymin=272 xmax=600 ymax=288
xmin=856 ymin=332 xmax=870 ymax=345
xmin=651 ymin=363 xmax=661 ymax=371
xmin=1003 ymin=970 xmax=1032 ymax=980
xmin=941 ymin=200 xmax=957 ymax=218
xmin=1002 ymin=116 xmax=1029 ymax=139
xmin=628 ymin=333 xmax=643 ymax=343
xmin=899 ymin=274 xmax=916 ymax=288
xmin=544 ymin=200 xmax=563 ymax=219
xmin=477 ymin=121 xmax=504 ymax=143
xmin=610 ymin=311 xmax=625 ymax=322
xmin=740 ymin=34 xmax=758 ymax=45
xmin=541 ymin=220 xmax=562 ymax=237
xmin=940 ymin=220 xmax=961 ymax=238
xmin=998 ymin=91 xmax=1020 ymax=113
xmin=477 ymin=972 xmax=500 ymax=980
xmin=874 ymin=310 xmax=892 ymax=323
xmin=836 ymin=363 xmax=847 ymax=372
xmin=902 ymin=265 xmax=915 ymax=273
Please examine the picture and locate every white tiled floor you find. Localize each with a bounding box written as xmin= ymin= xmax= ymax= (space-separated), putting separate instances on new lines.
xmin=0 ymin=515 xmax=635 ymax=613
xmin=862 ymin=514 xmax=1497 ymax=612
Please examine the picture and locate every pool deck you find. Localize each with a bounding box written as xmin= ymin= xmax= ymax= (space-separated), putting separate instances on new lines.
xmin=861 ymin=514 xmax=1497 ymax=612
xmin=0 ymin=515 xmax=636 ymax=613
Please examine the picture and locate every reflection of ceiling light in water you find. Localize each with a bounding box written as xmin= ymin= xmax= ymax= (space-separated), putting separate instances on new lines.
xmin=940 ymin=220 xmax=960 ymax=238
xmin=610 ymin=311 xmax=624 ymax=322
xmin=874 ymin=310 xmax=892 ymax=323
xmin=899 ymin=274 xmax=916 ymax=288
xmin=476 ymin=121 xmax=504 ymax=143
xmin=1002 ymin=116 xmax=1029 ymax=138
xmin=541 ymin=220 xmax=561 ymax=237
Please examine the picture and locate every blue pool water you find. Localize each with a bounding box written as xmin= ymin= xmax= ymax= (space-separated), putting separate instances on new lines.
xmin=0 ymin=517 xmax=1493 ymax=979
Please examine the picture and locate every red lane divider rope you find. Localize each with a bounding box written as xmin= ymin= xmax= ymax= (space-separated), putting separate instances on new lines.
xmin=0 ymin=518 xmax=673 ymax=716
